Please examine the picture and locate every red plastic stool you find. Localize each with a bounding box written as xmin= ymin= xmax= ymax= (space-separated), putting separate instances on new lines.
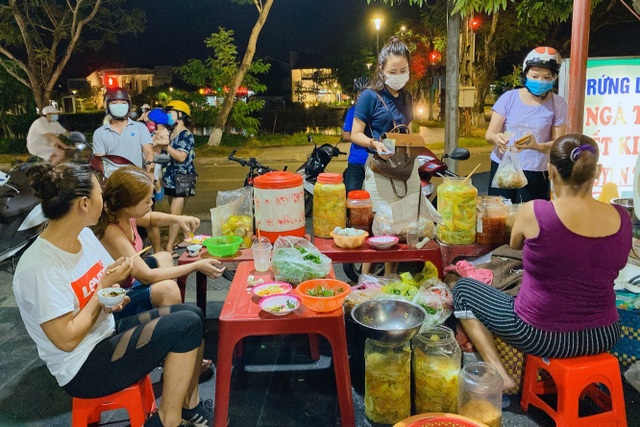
xmin=71 ymin=374 xmax=156 ymax=427
xmin=520 ymin=353 xmax=627 ymax=427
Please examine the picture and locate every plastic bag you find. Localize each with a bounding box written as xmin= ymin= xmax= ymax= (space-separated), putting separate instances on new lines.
xmin=344 ymin=274 xmax=387 ymax=315
xmin=411 ymin=279 xmax=453 ymax=331
xmin=625 ymin=361 xmax=640 ymax=393
xmin=211 ymin=187 xmax=253 ymax=248
xmin=372 ymin=201 xmax=436 ymax=242
xmin=491 ymin=148 xmax=528 ymax=189
xmin=270 ymin=236 xmax=332 ymax=285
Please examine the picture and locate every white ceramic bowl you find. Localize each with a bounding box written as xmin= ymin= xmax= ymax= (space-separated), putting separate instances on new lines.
xmin=187 ymin=244 xmax=203 ymax=257
xmin=368 ymin=235 xmax=400 ymax=250
xmin=258 ymin=294 xmax=301 ymax=316
xmin=98 ymin=287 xmax=126 ymax=307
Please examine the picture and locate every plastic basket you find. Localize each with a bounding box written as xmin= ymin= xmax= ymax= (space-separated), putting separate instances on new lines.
xmin=393 ymin=412 xmax=490 ymax=427
xmin=203 ymin=235 xmax=243 ymax=258
xmin=610 ymin=307 xmax=640 ymax=367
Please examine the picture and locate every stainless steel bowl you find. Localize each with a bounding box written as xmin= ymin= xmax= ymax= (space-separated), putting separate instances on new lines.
xmin=611 ymin=197 xmax=639 ymax=222
xmin=350 ymin=298 xmax=428 ymax=344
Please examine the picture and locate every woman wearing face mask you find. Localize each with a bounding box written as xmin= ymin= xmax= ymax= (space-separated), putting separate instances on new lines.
xmin=350 ymin=37 xmax=417 ymax=274
xmin=162 ymin=100 xmax=197 ymax=256
xmin=486 ymin=46 xmax=568 ymax=203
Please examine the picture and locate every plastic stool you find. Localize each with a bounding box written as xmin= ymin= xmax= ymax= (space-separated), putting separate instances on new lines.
xmin=520 ymin=353 xmax=627 ymax=427
xmin=71 ymin=375 xmax=156 ymax=427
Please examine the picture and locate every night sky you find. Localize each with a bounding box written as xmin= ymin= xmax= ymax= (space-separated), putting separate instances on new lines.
xmin=65 ymin=0 xmax=640 ymax=80
xmin=67 ymin=0 xmax=417 ymax=78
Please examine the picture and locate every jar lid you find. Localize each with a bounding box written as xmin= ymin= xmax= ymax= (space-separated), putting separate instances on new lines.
xmin=317 ymin=172 xmax=343 ymax=184
xmin=348 ymin=190 xmax=370 ymax=200
xmin=253 ymin=171 xmax=303 ymax=189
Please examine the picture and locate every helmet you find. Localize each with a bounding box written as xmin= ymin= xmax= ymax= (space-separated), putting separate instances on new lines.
xmin=523 ymin=47 xmax=562 ymax=75
xmin=104 ymin=87 xmax=131 ymax=106
xmin=166 ymin=100 xmax=191 ymax=117
xmin=353 ymin=77 xmax=370 ymax=93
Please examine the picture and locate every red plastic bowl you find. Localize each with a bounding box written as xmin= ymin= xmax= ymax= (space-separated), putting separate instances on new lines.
xmin=295 ymin=279 xmax=351 ymax=313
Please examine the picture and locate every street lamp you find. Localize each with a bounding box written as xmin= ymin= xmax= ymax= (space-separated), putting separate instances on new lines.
xmin=373 ymin=18 xmax=382 ymax=55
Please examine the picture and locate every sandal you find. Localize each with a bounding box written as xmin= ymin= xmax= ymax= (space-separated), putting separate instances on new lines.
xmin=174 ymin=241 xmax=190 ymax=250
xmin=171 ymin=251 xmax=180 ymax=260
xmin=199 ymin=359 xmax=214 ymax=383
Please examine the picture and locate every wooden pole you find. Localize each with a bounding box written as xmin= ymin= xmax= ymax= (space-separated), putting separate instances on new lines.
xmin=567 ymin=0 xmax=592 ymax=133
xmin=445 ymin=1 xmax=461 ymax=173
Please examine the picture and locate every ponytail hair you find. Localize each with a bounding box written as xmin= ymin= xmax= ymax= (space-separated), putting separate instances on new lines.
xmin=549 ymin=134 xmax=599 ymax=187
xmin=27 ymin=162 xmax=94 ymax=220
xmin=369 ymin=36 xmax=411 ymax=92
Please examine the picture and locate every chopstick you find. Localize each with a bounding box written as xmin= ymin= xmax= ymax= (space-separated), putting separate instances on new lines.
xmin=105 ymin=246 xmax=151 ymax=275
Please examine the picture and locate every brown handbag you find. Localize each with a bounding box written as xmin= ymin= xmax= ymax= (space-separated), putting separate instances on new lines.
xmin=369 ymin=92 xmax=417 ymax=198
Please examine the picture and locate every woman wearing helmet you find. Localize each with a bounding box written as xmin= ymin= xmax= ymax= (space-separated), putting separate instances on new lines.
xmin=486 ymin=46 xmax=568 ymax=202
xmin=163 ymin=100 xmax=197 ymax=255
xmin=342 ymin=76 xmax=371 ymax=194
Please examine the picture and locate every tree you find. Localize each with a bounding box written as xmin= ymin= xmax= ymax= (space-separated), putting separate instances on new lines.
xmin=333 ymin=48 xmax=376 ymax=97
xmin=0 ymin=66 xmax=35 ymax=138
xmin=0 ymin=0 xmax=144 ymax=110
xmin=205 ymin=0 xmax=275 ymax=147
xmin=176 ymin=28 xmax=270 ymax=137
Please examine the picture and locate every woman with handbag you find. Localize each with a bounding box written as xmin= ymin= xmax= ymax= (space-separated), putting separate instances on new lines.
xmin=349 ymin=36 xmax=420 ymax=274
xmin=163 ymin=100 xmax=198 ymax=255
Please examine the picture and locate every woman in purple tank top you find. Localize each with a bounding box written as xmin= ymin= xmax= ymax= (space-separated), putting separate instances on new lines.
xmin=453 ymin=134 xmax=632 ymax=392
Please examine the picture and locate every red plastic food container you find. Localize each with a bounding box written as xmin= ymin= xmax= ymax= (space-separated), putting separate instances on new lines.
xmin=295 ymin=279 xmax=351 ymax=313
xmin=253 ymin=171 xmax=305 ymax=243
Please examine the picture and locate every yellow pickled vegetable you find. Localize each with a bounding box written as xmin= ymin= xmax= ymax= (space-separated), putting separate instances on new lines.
xmin=313 ymin=177 xmax=346 ymax=238
xmin=222 ymin=215 xmax=253 ymax=248
xmin=458 ymin=399 xmax=502 ymax=427
xmin=436 ymin=177 xmax=477 ymax=244
xmin=412 ymin=346 xmax=459 ymax=413
xmin=364 ymin=343 xmax=411 ymax=424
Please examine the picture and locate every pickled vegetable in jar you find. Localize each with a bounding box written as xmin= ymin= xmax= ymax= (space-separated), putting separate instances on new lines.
xmin=458 ymin=362 xmax=503 ymax=427
xmin=313 ymin=173 xmax=346 ymax=238
xmin=436 ymin=177 xmax=478 ymax=244
xmin=411 ymin=325 xmax=461 ymax=414
xmin=476 ymin=197 xmax=507 ymax=245
xmin=364 ymin=339 xmax=411 ymax=424
xmin=347 ymin=190 xmax=373 ymax=234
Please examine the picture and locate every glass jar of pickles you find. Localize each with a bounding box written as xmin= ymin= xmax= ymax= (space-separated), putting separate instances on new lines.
xmin=411 ymin=325 xmax=461 ymax=414
xmin=364 ymin=339 xmax=411 ymax=424
xmin=436 ymin=177 xmax=478 ymax=244
xmin=458 ymin=362 xmax=503 ymax=427
xmin=313 ymin=173 xmax=346 ymax=238
xmin=476 ymin=197 xmax=507 ymax=245
xmin=347 ymin=190 xmax=373 ymax=234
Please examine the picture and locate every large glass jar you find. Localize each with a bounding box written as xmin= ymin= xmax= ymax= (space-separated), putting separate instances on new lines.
xmin=476 ymin=196 xmax=507 ymax=245
xmin=505 ymin=203 xmax=520 ymax=241
xmin=436 ymin=177 xmax=478 ymax=244
xmin=411 ymin=325 xmax=461 ymax=413
xmin=313 ymin=173 xmax=346 ymax=238
xmin=458 ymin=362 xmax=503 ymax=427
xmin=364 ymin=339 xmax=411 ymax=424
xmin=347 ymin=190 xmax=373 ymax=234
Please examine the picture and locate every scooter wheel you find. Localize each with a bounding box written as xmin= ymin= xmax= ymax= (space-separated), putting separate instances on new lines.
xmin=304 ymin=190 xmax=313 ymax=217
xmin=222 ymin=269 xmax=236 ymax=281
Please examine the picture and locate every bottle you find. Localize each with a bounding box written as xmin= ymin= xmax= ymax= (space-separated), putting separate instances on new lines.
xmin=346 ymin=190 xmax=373 ymax=234
xmin=436 ymin=177 xmax=478 ymax=244
xmin=458 ymin=362 xmax=503 ymax=427
xmin=411 ymin=325 xmax=461 ymax=413
xmin=364 ymin=339 xmax=411 ymax=424
xmin=476 ymin=197 xmax=507 ymax=245
xmin=313 ymin=173 xmax=346 ymax=238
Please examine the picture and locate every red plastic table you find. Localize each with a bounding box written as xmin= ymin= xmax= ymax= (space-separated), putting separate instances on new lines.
xmin=213 ymin=261 xmax=355 ymax=427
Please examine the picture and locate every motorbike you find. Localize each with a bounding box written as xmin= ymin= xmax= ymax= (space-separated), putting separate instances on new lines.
xmin=295 ymin=134 xmax=345 ymax=217
xmin=0 ymin=132 xmax=90 ymax=266
xmin=227 ymin=149 xmax=280 ymax=186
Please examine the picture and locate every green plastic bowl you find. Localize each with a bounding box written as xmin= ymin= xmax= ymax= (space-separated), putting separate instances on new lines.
xmin=203 ymin=235 xmax=243 ymax=257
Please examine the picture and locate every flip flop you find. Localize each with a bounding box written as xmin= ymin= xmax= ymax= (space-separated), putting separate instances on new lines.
xmin=174 ymin=241 xmax=190 ymax=250
xmin=502 ymin=394 xmax=512 ymax=409
xmin=171 ymin=251 xmax=180 ymax=260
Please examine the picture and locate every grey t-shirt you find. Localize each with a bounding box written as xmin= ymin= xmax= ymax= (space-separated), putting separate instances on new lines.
xmin=92 ymin=118 xmax=152 ymax=167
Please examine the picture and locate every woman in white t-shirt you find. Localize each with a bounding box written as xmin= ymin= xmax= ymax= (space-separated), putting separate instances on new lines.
xmin=13 ymin=162 xmax=212 ymax=427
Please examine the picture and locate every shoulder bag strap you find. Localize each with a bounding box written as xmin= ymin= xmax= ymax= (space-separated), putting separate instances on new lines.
xmin=373 ymin=91 xmax=397 ymax=128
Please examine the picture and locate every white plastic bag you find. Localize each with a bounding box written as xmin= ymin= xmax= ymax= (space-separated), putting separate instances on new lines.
xmin=270 ymin=236 xmax=332 ymax=285
xmin=211 ymin=187 xmax=253 ymax=247
xmin=372 ymin=200 xmax=436 ymax=242
xmin=624 ymin=361 xmax=640 ymax=393
xmin=491 ymin=148 xmax=528 ymax=189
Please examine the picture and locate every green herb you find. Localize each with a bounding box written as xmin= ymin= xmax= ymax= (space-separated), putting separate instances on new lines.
xmin=306 ymin=285 xmax=337 ymax=297
xmin=286 ymin=299 xmax=296 ymax=309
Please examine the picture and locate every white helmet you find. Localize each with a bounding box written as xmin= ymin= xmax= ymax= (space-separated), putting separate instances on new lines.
xmin=523 ymin=46 xmax=561 ymax=75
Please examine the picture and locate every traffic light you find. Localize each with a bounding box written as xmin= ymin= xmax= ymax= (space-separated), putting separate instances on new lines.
xmin=429 ymin=50 xmax=442 ymax=64
xmin=469 ymin=17 xmax=481 ymax=32
xmin=103 ymin=75 xmax=118 ymax=89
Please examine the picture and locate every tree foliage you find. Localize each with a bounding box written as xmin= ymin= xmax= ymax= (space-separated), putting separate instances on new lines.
xmin=0 ymin=66 xmax=35 ymax=138
xmin=0 ymin=0 xmax=144 ymax=109
xmin=176 ymin=27 xmax=270 ymax=136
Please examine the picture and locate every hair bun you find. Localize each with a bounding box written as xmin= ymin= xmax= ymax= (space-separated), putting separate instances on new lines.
xmin=27 ymin=163 xmax=62 ymax=200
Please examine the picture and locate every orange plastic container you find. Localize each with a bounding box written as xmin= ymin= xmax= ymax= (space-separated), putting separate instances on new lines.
xmin=295 ymin=279 xmax=351 ymax=313
xmin=253 ymin=171 xmax=305 ymax=243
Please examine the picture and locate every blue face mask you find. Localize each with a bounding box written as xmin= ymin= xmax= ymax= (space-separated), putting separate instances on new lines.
xmin=167 ymin=115 xmax=175 ymax=126
xmin=525 ymin=78 xmax=555 ymax=96
xmin=50 ymin=114 xmax=59 ymax=121
xmin=108 ymin=103 xmax=129 ymax=119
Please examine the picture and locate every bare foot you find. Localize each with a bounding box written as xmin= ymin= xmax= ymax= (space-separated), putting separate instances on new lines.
xmin=502 ymin=375 xmax=517 ymax=391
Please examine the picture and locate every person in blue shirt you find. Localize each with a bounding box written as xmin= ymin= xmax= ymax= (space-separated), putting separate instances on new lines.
xmin=342 ymin=76 xmax=371 ymax=195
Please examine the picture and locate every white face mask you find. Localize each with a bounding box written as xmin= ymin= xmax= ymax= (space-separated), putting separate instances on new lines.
xmin=384 ymin=72 xmax=410 ymax=91
xmin=108 ymin=103 xmax=129 ymax=119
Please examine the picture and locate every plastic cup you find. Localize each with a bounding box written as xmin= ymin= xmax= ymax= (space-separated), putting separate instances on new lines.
xmin=252 ymin=237 xmax=272 ymax=272
xmin=187 ymin=244 xmax=202 ymax=257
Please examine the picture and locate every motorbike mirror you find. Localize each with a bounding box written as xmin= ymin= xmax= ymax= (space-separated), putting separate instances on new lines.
xmin=449 ymin=147 xmax=471 ymax=161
